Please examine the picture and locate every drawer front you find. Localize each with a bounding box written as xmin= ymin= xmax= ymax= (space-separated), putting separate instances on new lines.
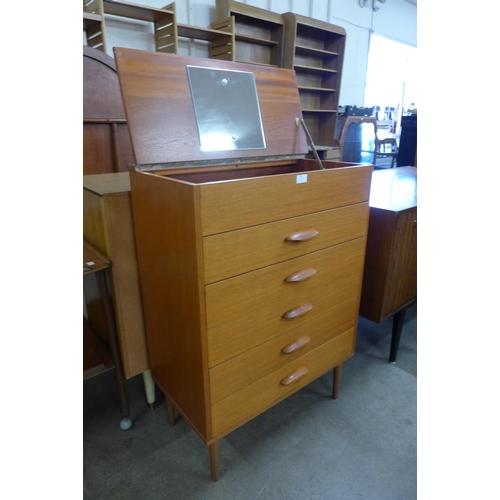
xmin=211 ymin=328 xmax=355 ymax=437
xmin=209 ymin=296 xmax=359 ymax=403
xmin=206 ymin=237 xmax=366 ymax=366
xmin=199 ymin=165 xmax=372 ymax=235
xmin=203 ymin=203 xmax=369 ymax=284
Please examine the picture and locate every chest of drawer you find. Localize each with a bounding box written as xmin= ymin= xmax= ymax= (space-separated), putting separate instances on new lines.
xmin=209 ymin=295 xmax=359 ymax=403
xmin=203 ymin=203 xmax=369 ymax=284
xmin=206 ymin=237 xmax=366 ymax=366
xmin=211 ymin=328 xmax=355 ymax=437
xmin=116 ymin=48 xmax=373 ymax=480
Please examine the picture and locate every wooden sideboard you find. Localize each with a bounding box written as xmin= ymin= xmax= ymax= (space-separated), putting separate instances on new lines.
xmin=359 ymin=166 xmax=417 ymax=362
xmin=114 ymin=48 xmax=372 ymax=481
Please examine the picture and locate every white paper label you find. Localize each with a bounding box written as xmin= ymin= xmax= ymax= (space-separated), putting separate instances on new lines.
xmin=296 ymin=174 xmax=308 ymax=184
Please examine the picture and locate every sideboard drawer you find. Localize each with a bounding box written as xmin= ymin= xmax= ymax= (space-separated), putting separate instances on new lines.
xmin=203 ymin=203 xmax=369 ymax=284
xmin=211 ymin=328 xmax=355 ymax=437
xmin=209 ymin=296 xmax=359 ymax=403
xmin=206 ymin=237 xmax=366 ymax=366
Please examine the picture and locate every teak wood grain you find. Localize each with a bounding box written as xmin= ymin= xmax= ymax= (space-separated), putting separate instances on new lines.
xmin=203 ymin=202 xmax=369 ymax=283
xmin=209 ymin=297 xmax=359 ymax=402
xmin=205 ymin=237 xmax=366 ymax=366
xmin=360 ymin=207 xmax=417 ymax=321
xmin=189 ymin=161 xmax=371 ymax=235
xmin=83 ymin=46 xmax=135 ymax=174
xmin=83 ymin=174 xmax=149 ymax=378
xmin=129 ymin=169 xmax=211 ymax=439
xmin=113 ymin=48 xmax=307 ymax=166
xmin=360 ymin=167 xmax=417 ymax=323
xmin=211 ymin=329 xmax=354 ymax=436
xmin=115 ymin=48 xmax=373 ymax=480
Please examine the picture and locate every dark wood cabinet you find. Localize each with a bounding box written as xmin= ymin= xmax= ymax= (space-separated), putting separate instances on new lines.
xmin=359 ymin=167 xmax=417 ymax=361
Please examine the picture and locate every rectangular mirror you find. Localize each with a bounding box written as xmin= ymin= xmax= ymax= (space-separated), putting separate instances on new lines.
xmin=187 ymin=66 xmax=266 ymax=152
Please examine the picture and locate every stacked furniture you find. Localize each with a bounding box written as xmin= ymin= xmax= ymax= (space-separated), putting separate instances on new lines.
xmin=83 ymin=0 xmax=234 ymax=60
xmin=83 ymin=46 xmax=155 ymax=409
xmin=84 ymin=1 xmax=348 ymax=160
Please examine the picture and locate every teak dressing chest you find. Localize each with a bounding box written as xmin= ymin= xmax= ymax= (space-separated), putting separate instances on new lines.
xmin=114 ymin=48 xmax=373 ymax=481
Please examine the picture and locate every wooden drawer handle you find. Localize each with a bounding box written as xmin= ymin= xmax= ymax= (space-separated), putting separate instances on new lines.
xmin=280 ymin=366 xmax=309 ymax=386
xmin=282 ymin=336 xmax=311 ymax=354
xmin=282 ymin=303 xmax=313 ymax=319
xmin=285 ymin=229 xmax=318 ymax=242
xmin=285 ymin=267 xmax=316 ymax=283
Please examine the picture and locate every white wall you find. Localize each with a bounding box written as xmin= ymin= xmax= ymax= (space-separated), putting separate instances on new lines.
xmin=99 ymin=0 xmax=416 ymax=106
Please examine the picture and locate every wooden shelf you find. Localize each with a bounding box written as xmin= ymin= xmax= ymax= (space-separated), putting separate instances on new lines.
xmin=84 ymin=318 xmax=114 ymax=380
xmin=216 ymin=0 xmax=284 ymax=67
xmin=84 ymin=1 xmax=235 ymax=60
xmin=84 ymin=0 xmax=106 ymax=51
xmin=234 ymin=60 xmax=278 ymax=67
xmin=298 ymin=86 xmax=336 ymax=93
xmin=283 ymin=12 xmax=346 ymax=150
xmin=178 ymin=23 xmax=230 ymax=42
xmin=294 ymin=64 xmax=338 ymax=74
xmin=102 ymin=0 xmax=174 ymax=22
xmin=235 ymin=33 xmax=279 ymax=46
xmin=295 ymin=44 xmax=340 ymax=57
xmin=83 ymin=11 xmax=102 ymax=28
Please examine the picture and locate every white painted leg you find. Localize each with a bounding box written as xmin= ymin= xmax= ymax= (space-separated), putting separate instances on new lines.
xmin=142 ymin=369 xmax=155 ymax=409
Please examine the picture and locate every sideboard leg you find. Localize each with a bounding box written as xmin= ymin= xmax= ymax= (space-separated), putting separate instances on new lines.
xmin=332 ymin=363 xmax=343 ymax=399
xmin=165 ymin=397 xmax=176 ymax=427
xmin=389 ymin=308 xmax=407 ymax=364
xmin=209 ymin=441 xmax=219 ymax=482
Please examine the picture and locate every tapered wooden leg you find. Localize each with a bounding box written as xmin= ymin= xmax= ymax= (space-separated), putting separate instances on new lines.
xmin=332 ymin=363 xmax=343 ymax=399
xmin=209 ymin=441 xmax=219 ymax=482
xmin=143 ymin=370 xmax=155 ymax=410
xmin=165 ymin=397 xmax=176 ymax=427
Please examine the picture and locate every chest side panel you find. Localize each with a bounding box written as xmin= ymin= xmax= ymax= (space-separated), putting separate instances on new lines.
xmin=129 ymin=171 xmax=210 ymax=439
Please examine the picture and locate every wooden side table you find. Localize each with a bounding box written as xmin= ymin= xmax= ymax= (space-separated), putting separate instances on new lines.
xmin=83 ymin=173 xmax=155 ymax=409
xmin=359 ymin=167 xmax=417 ymax=363
xmin=83 ymin=240 xmax=132 ymax=430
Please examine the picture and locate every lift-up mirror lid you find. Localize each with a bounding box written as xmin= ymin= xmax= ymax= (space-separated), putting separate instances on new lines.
xmin=113 ymin=48 xmax=307 ymax=170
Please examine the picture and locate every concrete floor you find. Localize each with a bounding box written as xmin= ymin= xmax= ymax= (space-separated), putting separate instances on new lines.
xmin=83 ymin=302 xmax=417 ymax=499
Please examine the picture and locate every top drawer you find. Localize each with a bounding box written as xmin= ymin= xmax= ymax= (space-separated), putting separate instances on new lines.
xmin=169 ymin=160 xmax=372 ymax=236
